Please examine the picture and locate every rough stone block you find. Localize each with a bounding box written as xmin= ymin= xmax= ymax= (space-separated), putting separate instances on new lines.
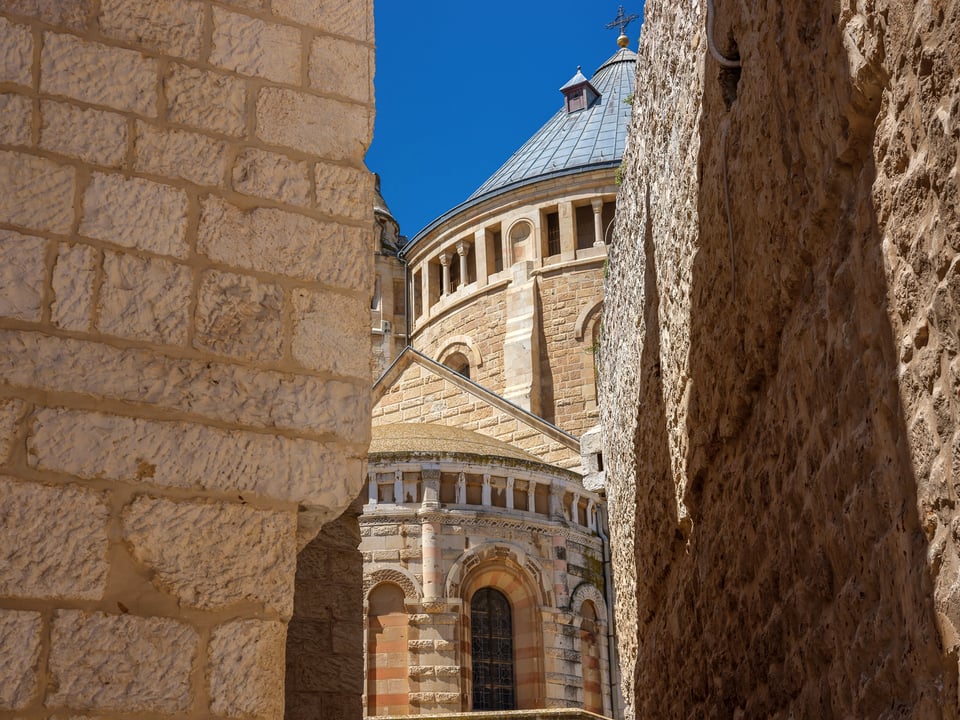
xmin=291 ymin=289 xmax=369 ymax=379
xmin=309 ymin=35 xmax=372 ymax=103
xmin=98 ymin=0 xmax=203 ymax=59
xmin=0 ymin=610 xmax=42 ymax=710
xmin=1 ymin=0 xmax=92 ymax=29
xmin=210 ymin=619 xmax=286 ymax=719
xmin=271 ymin=0 xmax=372 ymax=42
xmin=48 ymin=610 xmax=197 ymax=712
xmin=122 ymin=496 xmax=296 ymax=615
xmin=164 ymin=63 xmax=246 ymax=136
xmin=0 ymin=476 xmax=109 ymax=600
xmin=256 ymin=87 xmax=370 ymax=162
xmin=0 ymin=330 xmax=371 ymax=437
xmin=232 ymin=147 xmax=312 ymax=207
xmin=194 ymin=269 xmax=284 ymax=361
xmin=198 ymin=195 xmax=368 ymax=291
xmin=0 ymin=229 xmax=46 ymax=321
xmin=40 ymin=32 xmax=157 ymax=115
xmin=27 ymin=407 xmax=364 ymax=507
xmin=314 ymin=162 xmax=372 ymax=221
xmin=210 ymin=6 xmax=300 ymax=85
xmin=39 ymin=100 xmax=128 ymax=167
xmin=80 ymin=172 xmax=189 ymax=258
xmin=51 ymin=242 xmax=96 ymax=330
xmin=134 ymin=122 xmax=227 ymax=186
xmin=0 ymin=93 xmax=31 ymax=146
xmin=0 ymin=16 xmax=32 ymax=86
xmin=0 ymin=151 xmax=75 ymax=234
xmin=97 ymin=250 xmax=192 ymax=344
xmin=0 ymin=398 xmax=25 ymax=463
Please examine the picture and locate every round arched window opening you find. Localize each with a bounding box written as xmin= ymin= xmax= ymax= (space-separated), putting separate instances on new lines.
xmin=444 ymin=351 xmax=471 ymax=380
xmin=471 ymin=587 xmax=515 ymax=711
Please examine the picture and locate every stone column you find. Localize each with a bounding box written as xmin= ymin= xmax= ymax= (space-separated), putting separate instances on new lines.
xmin=481 ymin=473 xmax=492 ymax=507
xmin=439 ymin=251 xmax=451 ymax=296
xmin=473 ymin=228 xmax=489 ymax=287
xmin=0 ymin=2 xmax=375 ymax=718
xmin=393 ymin=470 xmax=403 ymax=505
xmin=528 ymin=480 xmax=537 ymax=512
xmin=456 ymin=472 xmax=466 ymax=504
xmin=367 ymin=470 xmax=378 ymax=505
xmin=559 ymin=201 xmax=576 ymax=258
xmin=506 ymin=477 xmax=515 ymax=510
xmin=592 ymin=198 xmax=605 ymax=247
xmin=420 ymin=260 xmax=432 ymax=319
xmin=456 ymin=240 xmax=470 ymax=289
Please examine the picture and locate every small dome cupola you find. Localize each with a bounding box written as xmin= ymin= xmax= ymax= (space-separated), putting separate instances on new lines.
xmin=560 ymin=66 xmax=600 ymax=114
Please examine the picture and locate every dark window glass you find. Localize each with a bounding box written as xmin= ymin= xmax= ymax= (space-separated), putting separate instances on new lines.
xmin=471 ymin=588 xmax=515 ymax=711
xmin=546 ymin=212 xmax=561 ymax=256
xmin=492 ymin=231 xmax=503 ymax=273
xmin=575 ymin=205 xmax=595 ymax=249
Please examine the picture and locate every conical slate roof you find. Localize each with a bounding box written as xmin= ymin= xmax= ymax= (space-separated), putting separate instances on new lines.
xmin=469 ymin=46 xmax=637 ymax=199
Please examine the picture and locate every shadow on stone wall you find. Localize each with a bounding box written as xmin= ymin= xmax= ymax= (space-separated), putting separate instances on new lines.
xmin=285 ymin=497 xmax=364 ymax=720
xmin=631 ymin=3 xmax=957 ymax=717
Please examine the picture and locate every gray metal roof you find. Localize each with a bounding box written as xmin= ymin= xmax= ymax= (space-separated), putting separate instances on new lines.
xmin=469 ymin=47 xmax=637 ymax=200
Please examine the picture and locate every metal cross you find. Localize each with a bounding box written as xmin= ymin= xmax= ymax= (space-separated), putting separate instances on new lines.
xmin=605 ymin=5 xmax=639 ymax=36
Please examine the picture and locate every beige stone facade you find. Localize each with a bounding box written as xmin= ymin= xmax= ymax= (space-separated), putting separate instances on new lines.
xmin=0 ymin=1 xmax=374 ymax=717
xmin=602 ymin=0 xmax=960 ymax=717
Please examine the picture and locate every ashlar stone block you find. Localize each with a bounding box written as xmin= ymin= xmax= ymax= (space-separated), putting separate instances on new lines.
xmin=134 ymin=122 xmax=227 ymax=186
xmin=0 ymin=398 xmax=26 ymax=463
xmin=48 ymin=610 xmax=197 ymax=713
xmin=40 ymin=32 xmax=158 ymax=115
xmin=0 ymin=151 xmax=76 ymax=234
xmin=271 ymin=0 xmax=372 ymax=43
xmin=0 ymin=0 xmax=92 ymax=29
xmin=40 ymin=100 xmax=128 ymax=167
xmin=80 ymin=172 xmax=189 ymax=258
xmin=0 ymin=229 xmax=47 ymax=322
xmin=0 ymin=476 xmax=109 ymax=600
xmin=209 ymin=619 xmax=286 ymax=719
xmin=232 ymin=147 xmax=312 ymax=207
xmin=0 ymin=16 xmax=32 ymax=86
xmin=291 ymin=288 xmax=370 ymax=379
xmin=314 ymin=162 xmax=373 ymax=221
xmin=98 ymin=0 xmax=204 ymax=60
xmin=309 ymin=35 xmax=372 ymax=103
xmin=51 ymin=242 xmax=97 ymax=330
xmin=0 ymin=610 xmax=42 ymax=710
xmin=122 ymin=496 xmax=296 ymax=615
xmin=164 ymin=63 xmax=246 ymax=137
xmin=194 ymin=269 xmax=284 ymax=362
xmin=0 ymin=93 xmax=31 ymax=146
xmin=96 ymin=250 xmax=192 ymax=344
xmin=210 ymin=6 xmax=301 ymax=85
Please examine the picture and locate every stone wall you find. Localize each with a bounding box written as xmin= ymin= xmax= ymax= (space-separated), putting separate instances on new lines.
xmin=602 ymin=0 xmax=959 ymax=717
xmin=0 ymin=1 xmax=374 ymax=717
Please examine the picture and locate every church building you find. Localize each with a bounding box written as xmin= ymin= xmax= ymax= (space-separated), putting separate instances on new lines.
xmin=360 ymin=20 xmax=638 ymax=720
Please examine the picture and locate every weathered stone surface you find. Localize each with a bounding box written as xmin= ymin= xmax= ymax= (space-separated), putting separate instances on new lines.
xmin=134 ymin=122 xmax=227 ymax=186
xmin=0 ymin=610 xmax=42 ymax=710
xmin=0 ymin=229 xmax=46 ymax=321
xmin=51 ymin=242 xmax=96 ymax=330
xmin=0 ymin=330 xmax=370 ymax=437
xmin=256 ymin=87 xmax=370 ymax=162
xmin=98 ymin=0 xmax=203 ymax=60
xmin=0 ymin=151 xmax=75 ymax=234
xmin=309 ymin=35 xmax=372 ymax=103
xmin=314 ymin=162 xmax=372 ymax=222
xmin=48 ymin=610 xmax=196 ymax=712
xmin=197 ymin=195 xmax=368 ymax=291
xmin=27 ymin=407 xmax=364 ymax=507
xmin=164 ymin=63 xmax=246 ymax=136
xmin=291 ymin=288 xmax=370 ymax=379
xmin=194 ymin=269 xmax=284 ymax=361
xmin=0 ymin=398 xmax=25 ymax=463
xmin=209 ymin=619 xmax=286 ymax=719
xmin=40 ymin=32 xmax=157 ymax=115
xmin=602 ymin=0 xmax=960 ymax=717
xmin=232 ymin=147 xmax=312 ymax=207
xmin=0 ymin=476 xmax=109 ymax=599
xmin=271 ymin=0 xmax=372 ymax=42
xmin=122 ymin=497 xmax=297 ymax=614
xmin=210 ymin=6 xmax=300 ymax=85
xmin=80 ymin=173 xmax=189 ymax=257
xmin=97 ymin=251 xmax=192 ymax=344
xmin=0 ymin=16 xmax=32 ymax=86
xmin=40 ymin=100 xmax=128 ymax=167
xmin=0 ymin=93 xmax=31 ymax=146
xmin=0 ymin=0 xmax=91 ymax=29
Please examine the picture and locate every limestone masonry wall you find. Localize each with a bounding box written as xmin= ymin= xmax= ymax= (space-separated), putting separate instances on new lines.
xmin=0 ymin=1 xmax=374 ymax=718
xmin=603 ymin=0 xmax=959 ymax=717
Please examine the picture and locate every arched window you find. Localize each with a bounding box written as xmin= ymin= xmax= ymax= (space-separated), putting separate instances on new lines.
xmin=367 ymin=583 xmax=408 ymax=716
xmin=471 ymin=588 xmax=515 ymax=711
xmin=444 ymin=351 xmax=471 ymax=379
xmin=580 ymin=600 xmax=602 ymax=714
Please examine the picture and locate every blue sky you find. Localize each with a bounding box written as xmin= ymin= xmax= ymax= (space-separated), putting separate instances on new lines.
xmin=366 ymin=2 xmax=644 ymax=238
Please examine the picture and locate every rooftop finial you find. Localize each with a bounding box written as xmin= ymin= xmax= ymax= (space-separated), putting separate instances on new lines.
xmin=605 ymin=5 xmax=639 ymax=48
